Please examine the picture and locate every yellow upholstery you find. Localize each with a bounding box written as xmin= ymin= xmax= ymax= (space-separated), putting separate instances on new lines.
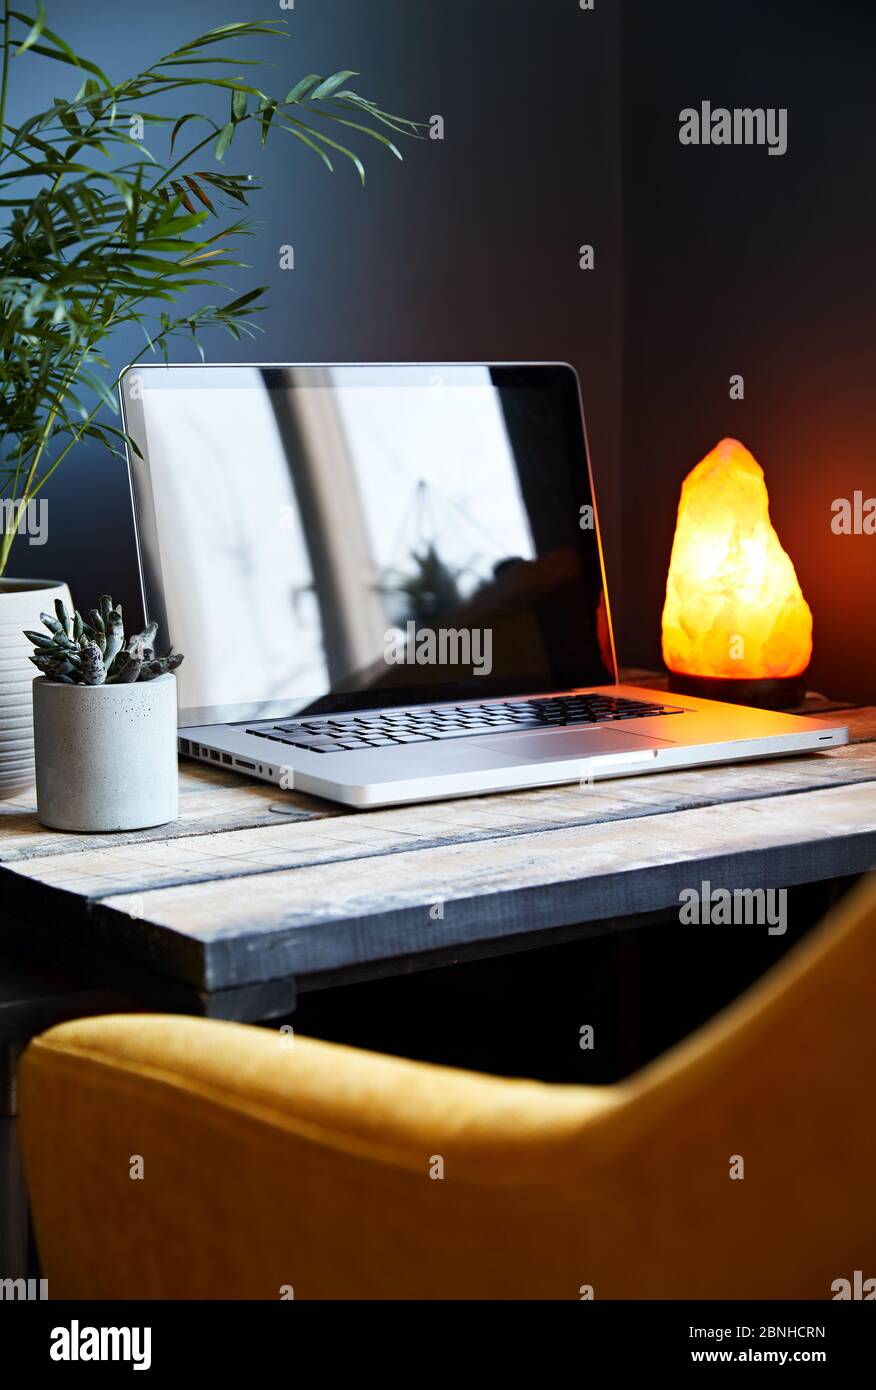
xmin=20 ymin=873 xmax=876 ymax=1300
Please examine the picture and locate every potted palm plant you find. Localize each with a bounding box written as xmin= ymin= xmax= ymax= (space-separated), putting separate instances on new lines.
xmin=0 ymin=5 xmax=418 ymax=795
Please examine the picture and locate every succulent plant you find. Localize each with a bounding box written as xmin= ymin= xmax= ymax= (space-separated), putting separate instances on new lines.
xmin=24 ymin=598 xmax=183 ymax=687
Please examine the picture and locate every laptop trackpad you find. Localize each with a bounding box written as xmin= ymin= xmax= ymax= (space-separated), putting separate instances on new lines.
xmin=469 ymin=727 xmax=674 ymax=764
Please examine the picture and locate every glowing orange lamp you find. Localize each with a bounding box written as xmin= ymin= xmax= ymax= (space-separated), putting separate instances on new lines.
xmin=661 ymin=438 xmax=813 ymax=706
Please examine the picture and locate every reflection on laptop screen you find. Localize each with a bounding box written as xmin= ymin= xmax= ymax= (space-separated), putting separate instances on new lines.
xmin=123 ymin=364 xmax=614 ymax=723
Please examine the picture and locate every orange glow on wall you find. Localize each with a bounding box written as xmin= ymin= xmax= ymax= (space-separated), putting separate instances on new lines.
xmin=661 ymin=438 xmax=813 ymax=680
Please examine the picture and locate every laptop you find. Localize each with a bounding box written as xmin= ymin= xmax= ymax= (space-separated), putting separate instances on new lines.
xmin=119 ymin=362 xmax=848 ymax=808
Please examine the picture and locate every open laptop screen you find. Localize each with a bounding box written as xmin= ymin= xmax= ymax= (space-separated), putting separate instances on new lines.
xmin=121 ymin=364 xmax=616 ymax=726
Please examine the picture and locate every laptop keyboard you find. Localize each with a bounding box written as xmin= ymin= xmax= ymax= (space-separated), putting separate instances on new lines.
xmin=246 ymin=694 xmax=684 ymax=755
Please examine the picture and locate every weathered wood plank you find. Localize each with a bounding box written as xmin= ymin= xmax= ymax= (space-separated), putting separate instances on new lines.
xmin=0 ymin=913 xmax=297 ymax=1022
xmin=0 ymin=761 xmax=334 ymax=863
xmin=78 ymin=780 xmax=876 ymax=990
xmin=2 ymin=707 xmax=870 ymax=870
xmin=5 ymin=737 xmax=875 ymax=898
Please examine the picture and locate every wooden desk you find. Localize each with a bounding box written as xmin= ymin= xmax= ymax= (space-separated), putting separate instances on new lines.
xmin=1 ymin=693 xmax=874 ymax=1023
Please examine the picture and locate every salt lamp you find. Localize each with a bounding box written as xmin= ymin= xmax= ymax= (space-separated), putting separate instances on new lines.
xmin=661 ymin=438 xmax=812 ymax=705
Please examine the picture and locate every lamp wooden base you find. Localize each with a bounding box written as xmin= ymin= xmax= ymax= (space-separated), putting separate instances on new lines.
xmin=667 ymin=672 xmax=808 ymax=711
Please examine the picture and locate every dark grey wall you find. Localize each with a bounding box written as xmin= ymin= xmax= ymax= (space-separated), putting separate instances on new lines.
xmin=7 ymin=0 xmax=623 ymax=630
xmin=15 ymin=1 xmax=870 ymax=704
xmin=623 ymin=0 xmax=876 ymax=701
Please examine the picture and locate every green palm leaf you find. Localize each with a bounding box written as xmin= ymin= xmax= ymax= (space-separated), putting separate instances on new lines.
xmin=0 ymin=9 xmax=422 ymax=577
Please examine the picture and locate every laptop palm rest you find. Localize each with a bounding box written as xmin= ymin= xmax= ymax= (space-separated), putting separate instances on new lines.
xmin=469 ymin=727 xmax=674 ymax=764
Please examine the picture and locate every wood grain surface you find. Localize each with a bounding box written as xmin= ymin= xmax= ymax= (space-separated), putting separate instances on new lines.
xmin=1 ymin=694 xmax=873 ymax=1006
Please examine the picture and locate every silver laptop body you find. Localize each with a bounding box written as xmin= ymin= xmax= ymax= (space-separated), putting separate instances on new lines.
xmin=120 ymin=363 xmax=847 ymax=808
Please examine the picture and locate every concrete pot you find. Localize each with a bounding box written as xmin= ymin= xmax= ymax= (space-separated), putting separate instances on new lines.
xmin=33 ymin=674 xmax=179 ymax=832
xmin=0 ymin=578 xmax=73 ymax=798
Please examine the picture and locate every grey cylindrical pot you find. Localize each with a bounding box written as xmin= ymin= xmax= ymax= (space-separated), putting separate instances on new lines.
xmin=33 ymin=674 xmax=178 ymax=832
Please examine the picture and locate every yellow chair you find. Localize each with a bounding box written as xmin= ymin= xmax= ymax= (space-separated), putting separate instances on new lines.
xmin=19 ymin=874 xmax=876 ymax=1300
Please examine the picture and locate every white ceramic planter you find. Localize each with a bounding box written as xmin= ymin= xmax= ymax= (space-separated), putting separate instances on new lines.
xmin=0 ymin=578 xmax=73 ymax=798
xmin=33 ymin=673 xmax=179 ymax=832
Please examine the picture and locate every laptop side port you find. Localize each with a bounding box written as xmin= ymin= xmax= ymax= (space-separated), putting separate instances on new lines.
xmin=235 ymin=759 xmax=256 ymax=771
xmin=179 ymin=737 xmax=191 ymax=755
